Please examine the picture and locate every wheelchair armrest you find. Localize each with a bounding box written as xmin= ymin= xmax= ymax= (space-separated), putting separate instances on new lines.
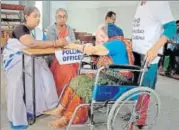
xmin=80 ymin=54 xmax=99 ymax=61
xmin=105 ymin=64 xmax=142 ymax=70
xmin=82 ymin=54 xmax=99 ymax=58
xmin=81 ymin=61 xmax=95 ymax=66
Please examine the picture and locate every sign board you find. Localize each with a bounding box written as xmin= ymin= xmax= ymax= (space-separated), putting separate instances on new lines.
xmin=55 ymin=49 xmax=83 ymax=64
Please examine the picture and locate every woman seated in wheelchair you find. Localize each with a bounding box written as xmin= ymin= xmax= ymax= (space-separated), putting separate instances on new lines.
xmin=44 ymin=23 xmax=134 ymax=129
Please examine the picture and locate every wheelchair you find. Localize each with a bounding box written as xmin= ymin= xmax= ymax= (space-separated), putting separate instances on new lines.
xmin=59 ymin=55 xmax=161 ymax=130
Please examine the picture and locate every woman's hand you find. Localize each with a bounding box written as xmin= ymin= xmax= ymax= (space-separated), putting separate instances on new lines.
xmin=83 ymin=44 xmax=94 ymax=55
xmin=55 ymin=38 xmax=68 ymax=47
xmin=64 ymin=42 xmax=77 ymax=49
xmin=64 ymin=42 xmax=92 ymax=54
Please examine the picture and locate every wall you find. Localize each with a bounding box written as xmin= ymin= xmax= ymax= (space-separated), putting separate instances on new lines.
xmin=1 ymin=1 xmax=19 ymax=4
xmin=19 ymin=1 xmax=35 ymax=7
xmin=94 ymin=6 xmax=137 ymax=38
xmin=42 ymin=1 xmax=50 ymax=30
xmin=50 ymin=1 xmax=67 ymax=24
xmin=67 ymin=5 xmax=137 ymax=37
xmin=47 ymin=1 xmax=139 ymax=37
xmin=2 ymin=1 xmax=178 ymax=37
xmin=48 ymin=1 xmax=178 ymax=37
xmin=67 ymin=7 xmax=100 ymax=34
xmin=170 ymin=1 xmax=179 ymax=20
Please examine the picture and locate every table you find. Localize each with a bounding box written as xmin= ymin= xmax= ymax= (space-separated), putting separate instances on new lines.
xmin=22 ymin=48 xmax=60 ymax=125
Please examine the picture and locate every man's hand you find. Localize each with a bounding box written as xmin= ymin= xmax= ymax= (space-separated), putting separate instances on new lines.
xmin=145 ymin=36 xmax=168 ymax=64
xmin=145 ymin=46 xmax=159 ymax=64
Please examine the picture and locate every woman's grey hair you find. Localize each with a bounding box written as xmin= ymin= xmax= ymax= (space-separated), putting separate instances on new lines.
xmin=56 ymin=8 xmax=68 ymax=17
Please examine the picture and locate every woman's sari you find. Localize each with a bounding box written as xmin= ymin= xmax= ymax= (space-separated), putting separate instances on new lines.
xmin=3 ymin=27 xmax=58 ymax=129
xmin=50 ymin=26 xmax=79 ymax=96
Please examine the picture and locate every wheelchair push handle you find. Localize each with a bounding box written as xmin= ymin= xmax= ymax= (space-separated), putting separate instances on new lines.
xmin=105 ymin=54 xmax=163 ymax=71
xmin=158 ymin=54 xmax=163 ymax=57
xmin=141 ymin=53 xmax=163 ymax=68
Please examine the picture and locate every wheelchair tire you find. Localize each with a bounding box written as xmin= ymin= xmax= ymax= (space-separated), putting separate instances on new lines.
xmin=107 ymin=87 xmax=160 ymax=130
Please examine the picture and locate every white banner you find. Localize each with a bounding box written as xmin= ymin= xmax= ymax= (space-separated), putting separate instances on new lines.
xmin=55 ymin=49 xmax=83 ymax=64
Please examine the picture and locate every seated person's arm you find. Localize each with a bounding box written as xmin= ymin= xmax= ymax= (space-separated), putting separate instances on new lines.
xmin=65 ymin=43 xmax=108 ymax=55
xmin=20 ymin=35 xmax=67 ymax=49
xmin=14 ymin=25 xmax=67 ymax=49
xmin=65 ymin=40 xmax=122 ymax=56
xmin=20 ymin=35 xmax=51 ymax=48
xmin=84 ymin=45 xmax=109 ymax=55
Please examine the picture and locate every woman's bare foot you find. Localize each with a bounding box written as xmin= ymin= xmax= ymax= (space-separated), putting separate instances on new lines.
xmin=48 ymin=116 xmax=68 ymax=129
xmin=43 ymin=105 xmax=64 ymax=118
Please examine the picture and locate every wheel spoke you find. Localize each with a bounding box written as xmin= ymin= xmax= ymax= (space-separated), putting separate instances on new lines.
xmin=107 ymin=88 xmax=160 ymax=130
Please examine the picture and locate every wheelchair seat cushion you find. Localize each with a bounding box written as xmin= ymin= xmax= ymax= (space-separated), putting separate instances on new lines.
xmin=99 ymin=70 xmax=133 ymax=85
xmin=69 ymin=70 xmax=133 ymax=103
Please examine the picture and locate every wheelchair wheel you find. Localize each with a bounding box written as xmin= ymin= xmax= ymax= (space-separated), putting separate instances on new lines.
xmin=107 ymin=87 xmax=160 ymax=130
